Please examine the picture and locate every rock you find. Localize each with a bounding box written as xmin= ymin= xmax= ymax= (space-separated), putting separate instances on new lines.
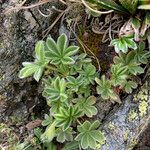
xmin=0 ymin=0 xmax=63 ymax=122
xmin=100 ymin=79 xmax=150 ymax=150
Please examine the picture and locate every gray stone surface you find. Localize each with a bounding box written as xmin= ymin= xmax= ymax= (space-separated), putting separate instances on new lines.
xmin=101 ymin=79 xmax=150 ymax=150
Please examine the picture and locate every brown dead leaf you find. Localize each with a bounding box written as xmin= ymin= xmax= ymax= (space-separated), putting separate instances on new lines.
xmin=26 ymin=119 xmax=42 ymax=130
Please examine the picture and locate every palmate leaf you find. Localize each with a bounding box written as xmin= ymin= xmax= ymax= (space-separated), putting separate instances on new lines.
xmin=74 ymin=96 xmax=98 ymax=117
xmin=133 ymin=42 xmax=150 ymax=64
xmin=122 ymin=80 xmax=138 ymax=93
xmin=95 ymin=76 xmax=118 ymax=100
xmin=75 ymin=121 xmax=106 ymax=149
xmin=79 ymin=63 xmax=97 ymax=85
xmin=54 ymin=106 xmax=82 ymax=130
xmin=114 ymin=52 xmax=144 ymax=75
xmin=66 ymin=76 xmax=83 ymax=92
xmin=56 ymin=127 xmax=73 ymax=143
xmin=71 ymin=53 xmax=92 ymax=75
xmin=111 ymin=64 xmax=128 ymax=86
xmin=19 ymin=41 xmax=48 ymax=81
xmin=42 ymin=114 xmax=53 ymax=126
xmin=45 ymin=34 xmax=79 ymax=65
xmin=111 ymin=37 xmax=137 ymax=53
xmin=63 ymin=141 xmax=79 ymax=150
xmin=43 ymin=77 xmax=68 ymax=102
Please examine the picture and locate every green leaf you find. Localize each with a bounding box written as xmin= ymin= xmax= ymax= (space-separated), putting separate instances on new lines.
xmin=45 ymin=34 xmax=79 ymax=65
xmin=19 ymin=40 xmax=48 ymax=81
xmin=42 ymin=114 xmax=53 ymax=126
xmin=111 ymin=64 xmax=128 ymax=86
xmin=85 ymin=0 xmax=128 ymax=13
xmin=95 ymin=76 xmax=118 ymax=100
xmin=111 ymin=37 xmax=137 ymax=53
xmin=34 ymin=128 xmax=43 ymax=139
xmin=133 ymin=42 xmax=150 ymax=64
xmin=19 ymin=63 xmax=39 ymax=79
xmin=56 ymin=127 xmax=73 ymax=143
xmin=66 ymin=76 xmax=83 ymax=92
xmin=113 ymin=52 xmax=145 ymax=76
xmin=119 ymin=0 xmax=138 ymax=14
xmin=43 ymin=142 xmax=57 ymax=150
xmin=57 ymin=34 xmax=68 ymax=52
xmin=75 ymin=121 xmax=106 ymax=149
xmin=41 ymin=122 xmax=56 ymax=142
xmin=35 ymin=40 xmax=45 ymax=61
xmin=131 ymin=17 xmax=141 ymax=29
xmin=124 ymin=37 xmax=137 ymax=50
xmin=43 ymin=77 xmax=68 ymax=102
xmin=54 ymin=106 xmax=82 ymax=130
xmin=33 ymin=67 xmax=44 ymax=82
xmin=79 ymin=63 xmax=97 ymax=85
xmin=138 ymin=1 xmax=150 ymax=10
xmin=123 ymin=80 xmax=138 ymax=93
xmin=63 ymin=141 xmax=79 ymax=150
xmin=74 ymin=96 xmax=98 ymax=117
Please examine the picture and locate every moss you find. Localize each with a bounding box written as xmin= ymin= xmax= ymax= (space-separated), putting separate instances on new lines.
xmin=78 ymin=27 xmax=112 ymax=72
xmin=78 ymin=27 xmax=102 ymax=55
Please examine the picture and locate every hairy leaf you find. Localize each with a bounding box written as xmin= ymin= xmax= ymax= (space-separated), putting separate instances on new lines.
xmin=111 ymin=64 xmax=128 ymax=86
xmin=43 ymin=77 xmax=68 ymax=102
xmin=75 ymin=121 xmax=105 ymax=149
xmin=54 ymin=106 xmax=82 ymax=130
xmin=111 ymin=37 xmax=137 ymax=53
xmin=95 ymin=76 xmax=118 ymax=101
xmin=45 ymin=34 xmax=79 ymax=65
xmin=56 ymin=127 xmax=73 ymax=143
xmin=41 ymin=122 xmax=56 ymax=142
xmin=74 ymin=96 xmax=98 ymax=117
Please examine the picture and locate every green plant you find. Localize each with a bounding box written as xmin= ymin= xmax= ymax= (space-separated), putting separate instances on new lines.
xmin=111 ymin=37 xmax=137 ymax=53
xmin=18 ymin=33 xmax=148 ymax=149
xmin=75 ymin=120 xmax=106 ymax=149
xmin=45 ymin=34 xmax=79 ymax=65
xmin=56 ymin=127 xmax=74 ymax=143
xmin=54 ymin=106 xmax=82 ymax=130
xmin=83 ymin=0 xmax=128 ymax=14
xmin=95 ymin=76 xmax=118 ymax=100
xmin=43 ymin=77 xmax=68 ymax=102
xmin=19 ymin=41 xmax=48 ymax=81
xmin=122 ymin=80 xmax=138 ymax=93
xmin=73 ymin=96 xmax=98 ymax=117
xmin=66 ymin=75 xmax=83 ymax=92
xmin=111 ymin=64 xmax=128 ymax=86
xmin=83 ymin=0 xmax=150 ymax=15
xmin=113 ymin=52 xmax=144 ymax=75
xmin=18 ymin=34 xmax=106 ymax=149
xmin=79 ymin=63 xmax=97 ymax=85
xmin=132 ymin=42 xmax=150 ymax=64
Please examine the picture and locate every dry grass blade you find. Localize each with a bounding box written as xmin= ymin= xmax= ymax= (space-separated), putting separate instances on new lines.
xmin=5 ymin=0 xmax=51 ymax=14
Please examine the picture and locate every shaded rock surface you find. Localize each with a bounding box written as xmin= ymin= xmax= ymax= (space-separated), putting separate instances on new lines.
xmin=0 ymin=0 xmax=63 ymax=123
